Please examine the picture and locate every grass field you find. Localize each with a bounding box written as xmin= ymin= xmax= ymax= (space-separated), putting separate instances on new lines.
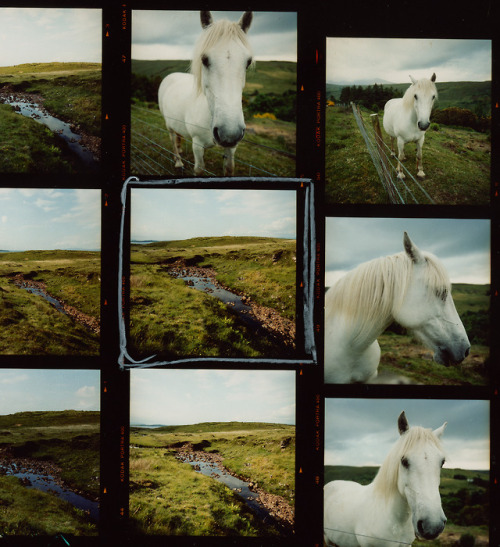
xmin=129 ymin=236 xmax=296 ymax=360
xmin=324 ymin=466 xmax=489 ymax=546
xmin=129 ymin=422 xmax=295 ymax=536
xmin=0 ymin=62 xmax=101 ymax=173
xmin=377 ymin=283 xmax=489 ymax=385
xmin=131 ymin=60 xmax=296 ymax=177
xmin=325 ymin=106 xmax=490 ymax=205
xmin=0 ymin=410 xmax=99 ymax=536
xmin=0 ymin=250 xmax=100 ymax=355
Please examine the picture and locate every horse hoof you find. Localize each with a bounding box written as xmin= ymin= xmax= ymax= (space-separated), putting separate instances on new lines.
xmin=417 ymin=171 xmax=426 ymax=178
xmin=175 ymin=160 xmax=184 ymax=168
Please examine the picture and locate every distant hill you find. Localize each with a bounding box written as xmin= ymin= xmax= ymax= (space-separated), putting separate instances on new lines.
xmin=326 ymin=80 xmax=491 ymax=114
xmin=132 ymin=59 xmax=297 ymax=96
xmin=131 ymin=422 xmax=293 ymax=434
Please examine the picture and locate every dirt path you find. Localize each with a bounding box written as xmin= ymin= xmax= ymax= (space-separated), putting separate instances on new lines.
xmin=165 ymin=259 xmax=296 ymax=350
xmin=10 ymin=273 xmax=100 ymax=335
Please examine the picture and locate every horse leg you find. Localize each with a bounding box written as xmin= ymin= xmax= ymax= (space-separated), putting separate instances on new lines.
xmin=170 ymin=130 xmax=184 ymax=168
xmin=192 ymin=140 xmax=206 ymax=176
xmin=396 ymin=136 xmax=406 ymax=179
xmin=223 ymin=146 xmax=237 ymax=177
xmin=416 ymin=134 xmax=426 ymax=178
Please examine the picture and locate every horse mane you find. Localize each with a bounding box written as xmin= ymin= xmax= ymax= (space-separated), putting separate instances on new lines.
xmin=326 ymin=250 xmax=450 ymax=347
xmin=372 ymin=426 xmax=444 ymax=502
xmin=402 ymin=77 xmax=438 ymax=109
xmin=190 ymin=18 xmax=253 ymax=95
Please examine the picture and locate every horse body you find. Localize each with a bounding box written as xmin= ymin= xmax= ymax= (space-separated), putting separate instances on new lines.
xmin=324 ymin=232 xmax=470 ymax=384
xmin=383 ymin=74 xmax=437 ymax=178
xmin=324 ymin=412 xmax=447 ymax=547
xmin=158 ymin=11 xmax=253 ymax=176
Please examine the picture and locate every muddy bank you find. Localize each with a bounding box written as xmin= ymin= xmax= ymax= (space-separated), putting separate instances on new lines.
xmin=170 ymin=441 xmax=294 ymax=533
xmin=165 ymin=259 xmax=296 ymax=350
xmin=10 ymin=273 xmax=100 ymax=335
xmin=0 ymin=86 xmax=101 ymax=161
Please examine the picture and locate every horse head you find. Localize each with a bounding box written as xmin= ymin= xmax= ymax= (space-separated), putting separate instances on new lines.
xmin=393 ymin=232 xmax=470 ymax=366
xmin=195 ymin=11 xmax=253 ymax=148
xmin=396 ymin=411 xmax=447 ymax=540
xmin=409 ymin=73 xmax=437 ymax=131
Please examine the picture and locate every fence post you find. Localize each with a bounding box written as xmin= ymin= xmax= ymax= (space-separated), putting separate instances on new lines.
xmin=370 ymin=113 xmax=397 ymax=202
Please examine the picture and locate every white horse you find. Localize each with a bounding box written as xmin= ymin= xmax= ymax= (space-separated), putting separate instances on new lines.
xmin=324 ymin=411 xmax=448 ymax=547
xmin=324 ymin=232 xmax=470 ymax=384
xmin=383 ymin=74 xmax=437 ymax=179
xmin=158 ymin=11 xmax=253 ymax=176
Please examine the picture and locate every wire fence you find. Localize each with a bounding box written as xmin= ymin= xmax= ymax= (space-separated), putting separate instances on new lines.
xmin=130 ymin=104 xmax=295 ymax=178
xmin=351 ymin=103 xmax=435 ymax=205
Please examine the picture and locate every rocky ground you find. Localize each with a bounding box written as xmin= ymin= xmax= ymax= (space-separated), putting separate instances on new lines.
xmin=10 ymin=273 xmax=100 ymax=335
xmin=170 ymin=441 xmax=294 ymax=534
xmin=165 ymin=259 xmax=296 ymax=351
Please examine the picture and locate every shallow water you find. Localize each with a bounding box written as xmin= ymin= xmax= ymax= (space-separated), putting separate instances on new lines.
xmin=172 ymin=273 xmax=262 ymax=330
xmin=20 ymin=284 xmax=67 ymax=315
xmin=4 ymin=98 xmax=97 ymax=168
xmin=2 ymin=463 xmax=99 ymax=521
xmin=180 ymin=456 xmax=278 ymax=525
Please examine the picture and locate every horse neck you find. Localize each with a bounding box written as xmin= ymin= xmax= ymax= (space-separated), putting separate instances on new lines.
xmin=330 ymin=253 xmax=410 ymax=349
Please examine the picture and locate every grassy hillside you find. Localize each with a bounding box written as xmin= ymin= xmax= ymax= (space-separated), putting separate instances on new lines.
xmin=325 ymin=105 xmax=490 ymax=205
xmin=0 ymin=410 xmax=99 ymax=536
xmin=0 ymin=249 xmax=100 ymax=355
xmin=129 ymin=422 xmax=295 ymax=536
xmin=129 ymin=236 xmax=296 ymax=360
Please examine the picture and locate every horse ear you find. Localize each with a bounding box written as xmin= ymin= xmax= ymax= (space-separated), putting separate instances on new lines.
xmin=403 ymin=232 xmax=425 ymax=264
xmin=434 ymin=421 xmax=447 ymax=438
xmin=398 ymin=411 xmax=409 ymax=435
xmin=410 ymin=75 xmax=417 ymax=85
xmin=431 ymin=73 xmax=437 ymax=82
xmin=200 ymin=11 xmax=213 ymax=29
xmin=238 ymin=11 xmax=253 ymax=33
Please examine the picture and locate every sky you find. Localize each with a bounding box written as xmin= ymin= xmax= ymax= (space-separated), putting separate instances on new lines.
xmin=326 ymin=38 xmax=492 ymax=84
xmin=131 ymin=188 xmax=296 ymax=242
xmin=130 ymin=369 xmax=296 ymax=426
xmin=325 ymin=217 xmax=490 ymax=287
xmin=324 ymin=398 xmax=490 ymax=471
xmin=0 ymin=369 xmax=100 ymax=414
xmin=0 ymin=8 xmax=101 ymax=67
xmin=0 ymin=188 xmax=101 ymax=251
xmin=132 ymin=10 xmax=297 ymax=62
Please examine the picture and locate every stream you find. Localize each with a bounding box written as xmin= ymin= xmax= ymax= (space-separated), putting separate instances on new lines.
xmin=2 ymin=96 xmax=97 ymax=169
xmin=177 ymin=453 xmax=285 ymax=530
xmin=1 ymin=462 xmax=99 ymax=521
xmin=20 ymin=284 xmax=68 ymax=315
xmin=169 ymin=271 xmax=263 ymax=331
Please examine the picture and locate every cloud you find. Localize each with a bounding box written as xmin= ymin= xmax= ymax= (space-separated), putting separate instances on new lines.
xmin=75 ymin=385 xmax=98 ymax=409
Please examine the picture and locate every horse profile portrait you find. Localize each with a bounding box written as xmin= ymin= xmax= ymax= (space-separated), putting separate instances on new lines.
xmin=324 ymin=232 xmax=470 ymax=384
xmin=324 ymin=411 xmax=448 ymax=547
xmin=383 ymin=74 xmax=437 ymax=179
xmin=158 ymin=11 xmax=253 ymax=176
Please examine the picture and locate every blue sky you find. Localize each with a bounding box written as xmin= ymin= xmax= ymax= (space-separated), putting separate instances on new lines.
xmin=325 ymin=398 xmax=489 ymax=471
xmin=0 ymin=8 xmax=101 ymax=67
xmin=0 ymin=188 xmax=101 ymax=251
xmin=130 ymin=369 xmax=296 ymax=426
xmin=132 ymin=10 xmax=297 ymax=62
xmin=327 ymin=38 xmax=491 ymax=84
xmin=325 ymin=217 xmax=490 ymax=287
xmin=131 ymin=188 xmax=296 ymax=242
xmin=0 ymin=369 xmax=100 ymax=413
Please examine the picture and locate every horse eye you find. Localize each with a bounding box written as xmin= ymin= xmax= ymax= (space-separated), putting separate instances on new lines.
xmin=414 ymin=94 xmax=418 ymax=100
xmin=401 ymin=456 xmax=410 ymax=469
xmin=246 ymin=57 xmax=252 ymax=69
xmin=201 ymin=55 xmax=210 ymax=68
xmin=441 ymin=458 xmax=445 ymax=467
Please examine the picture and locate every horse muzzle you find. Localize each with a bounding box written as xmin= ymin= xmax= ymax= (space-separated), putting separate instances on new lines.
xmin=434 ymin=344 xmax=470 ymax=366
xmin=213 ymin=125 xmax=245 ymax=148
xmin=418 ymin=121 xmax=430 ymax=131
xmin=416 ymin=517 xmax=446 ymax=540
